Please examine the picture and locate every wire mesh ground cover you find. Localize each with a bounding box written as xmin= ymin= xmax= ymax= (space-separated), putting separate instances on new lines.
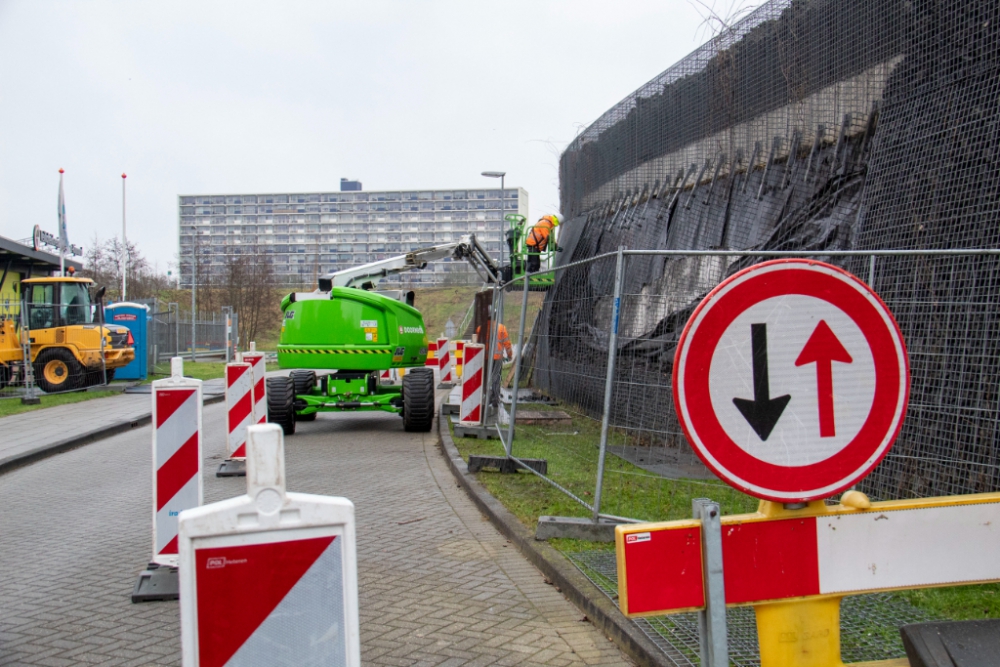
xmin=566 ymin=550 xmax=938 ymax=667
xmin=547 ymin=0 xmax=1000 ymax=502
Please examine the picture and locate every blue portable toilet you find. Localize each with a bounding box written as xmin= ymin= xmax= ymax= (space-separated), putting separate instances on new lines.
xmin=105 ymin=302 xmax=150 ymax=380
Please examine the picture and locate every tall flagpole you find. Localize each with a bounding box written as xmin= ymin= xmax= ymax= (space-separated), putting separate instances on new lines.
xmin=121 ymin=173 xmax=127 ymax=301
xmin=58 ymin=169 xmax=66 ymax=275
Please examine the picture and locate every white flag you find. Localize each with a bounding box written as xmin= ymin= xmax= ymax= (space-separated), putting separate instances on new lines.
xmin=58 ymin=170 xmax=68 ymax=251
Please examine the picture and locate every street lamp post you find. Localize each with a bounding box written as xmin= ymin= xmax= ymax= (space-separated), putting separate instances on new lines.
xmin=121 ymin=173 xmax=127 ymax=301
xmin=481 ymin=171 xmax=506 ymax=267
xmin=191 ymin=224 xmax=197 ymax=363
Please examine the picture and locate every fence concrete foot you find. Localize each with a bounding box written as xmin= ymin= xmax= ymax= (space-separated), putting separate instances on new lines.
xmin=535 ymin=516 xmax=624 ymax=542
xmin=131 ymin=562 xmax=179 ymax=603
xmin=453 ymin=422 xmax=500 ymax=439
xmin=216 ymin=459 xmax=246 ymax=477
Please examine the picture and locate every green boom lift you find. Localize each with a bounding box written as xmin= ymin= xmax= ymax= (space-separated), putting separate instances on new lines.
xmin=267 ymin=235 xmax=501 ymax=434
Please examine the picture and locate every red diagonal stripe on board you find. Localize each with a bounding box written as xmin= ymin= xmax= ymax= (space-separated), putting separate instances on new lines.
xmin=227 ymin=363 xmax=250 ymax=384
xmin=158 ymin=535 xmax=179 ymax=557
xmin=156 ymin=432 xmax=198 ymax=511
xmin=464 ymin=406 xmax=481 ymax=422
xmin=233 ymin=443 xmax=246 ymax=458
xmin=156 ymin=388 xmax=195 ymax=428
xmin=253 ymin=379 xmax=265 ymax=400
xmin=196 ymin=536 xmax=336 ymax=667
xmin=463 ymin=372 xmax=482 ymax=398
xmin=228 ymin=392 xmax=252 ymax=431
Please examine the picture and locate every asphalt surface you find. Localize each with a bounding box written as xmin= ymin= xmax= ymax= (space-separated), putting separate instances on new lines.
xmin=0 ymin=399 xmax=631 ymax=666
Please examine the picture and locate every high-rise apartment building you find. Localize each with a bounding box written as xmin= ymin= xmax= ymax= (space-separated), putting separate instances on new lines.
xmin=177 ymin=187 xmax=528 ymax=287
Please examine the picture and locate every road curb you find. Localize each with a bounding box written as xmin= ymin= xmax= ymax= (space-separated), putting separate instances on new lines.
xmin=0 ymin=393 xmax=225 ymax=476
xmin=437 ymin=412 xmax=671 ymax=667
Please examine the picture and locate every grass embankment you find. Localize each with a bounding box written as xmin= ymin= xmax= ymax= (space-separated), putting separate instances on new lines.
xmin=0 ymin=390 xmax=120 ymax=418
xmin=450 ymin=403 xmax=1000 ymax=620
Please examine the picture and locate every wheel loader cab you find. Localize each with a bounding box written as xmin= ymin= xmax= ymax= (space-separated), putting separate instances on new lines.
xmin=25 ymin=280 xmax=96 ymax=330
xmin=15 ymin=277 xmax=135 ymax=392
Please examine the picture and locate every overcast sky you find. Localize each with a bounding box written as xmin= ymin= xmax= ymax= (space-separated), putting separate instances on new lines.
xmin=0 ymin=1 xmax=735 ymax=273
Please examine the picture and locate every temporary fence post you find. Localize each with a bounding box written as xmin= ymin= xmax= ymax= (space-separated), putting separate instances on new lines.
xmin=868 ymin=254 xmax=876 ymax=287
xmin=506 ymin=274 xmax=531 ymax=457
xmin=482 ymin=287 xmax=500 ymax=422
xmin=592 ymin=247 xmax=625 ymax=522
xmin=693 ymin=498 xmax=729 ymax=667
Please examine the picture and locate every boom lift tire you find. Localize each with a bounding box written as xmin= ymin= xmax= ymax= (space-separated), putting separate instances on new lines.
xmin=266 ymin=375 xmax=296 ymax=435
xmin=34 ymin=348 xmax=83 ymax=393
xmin=290 ymin=370 xmax=318 ymax=421
xmin=402 ymin=368 xmax=435 ymax=432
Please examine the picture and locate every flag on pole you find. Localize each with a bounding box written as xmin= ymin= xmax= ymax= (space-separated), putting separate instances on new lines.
xmin=58 ymin=169 xmax=68 ymax=252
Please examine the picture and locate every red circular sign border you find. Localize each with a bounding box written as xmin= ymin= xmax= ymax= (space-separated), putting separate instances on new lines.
xmin=672 ymin=259 xmax=910 ymax=502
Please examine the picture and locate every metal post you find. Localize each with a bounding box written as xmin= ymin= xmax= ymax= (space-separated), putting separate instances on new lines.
xmin=482 ymin=287 xmax=500 ymax=425
xmin=868 ymin=254 xmax=876 ymax=287
xmin=121 ymin=173 xmax=127 ymax=302
xmin=693 ymin=498 xmax=729 ymax=667
xmin=498 ymin=175 xmax=504 ymax=268
xmin=168 ymin=302 xmax=179 ymax=358
xmin=592 ymin=246 xmax=625 ymax=522
xmin=190 ymin=228 xmax=197 ymax=364
xmin=505 ymin=274 xmax=531 ymax=456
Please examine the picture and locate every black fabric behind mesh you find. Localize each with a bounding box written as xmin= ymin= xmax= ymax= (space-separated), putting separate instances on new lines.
xmin=537 ymin=0 xmax=1000 ymax=499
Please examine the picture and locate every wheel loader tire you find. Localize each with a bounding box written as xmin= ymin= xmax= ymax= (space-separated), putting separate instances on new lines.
xmin=34 ymin=348 xmax=83 ymax=393
xmin=267 ymin=376 xmax=296 ymax=435
xmin=402 ymin=368 xmax=435 ymax=432
xmin=290 ymin=369 xmax=317 ymax=396
xmin=84 ymin=368 xmax=115 ymax=387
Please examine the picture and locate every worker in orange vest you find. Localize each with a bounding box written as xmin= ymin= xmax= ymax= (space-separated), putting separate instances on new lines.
xmin=525 ymin=214 xmax=560 ymax=273
xmin=476 ymin=317 xmax=512 ymax=411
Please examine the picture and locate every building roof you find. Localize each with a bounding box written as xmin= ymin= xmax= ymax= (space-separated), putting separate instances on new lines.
xmin=0 ymin=234 xmax=83 ymax=272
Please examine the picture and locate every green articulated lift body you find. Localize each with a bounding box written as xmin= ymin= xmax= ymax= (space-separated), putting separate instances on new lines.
xmin=278 ymin=287 xmax=429 ymax=370
xmin=266 ymin=235 xmax=501 ymax=436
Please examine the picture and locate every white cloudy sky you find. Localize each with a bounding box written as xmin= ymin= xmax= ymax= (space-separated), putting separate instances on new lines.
xmin=0 ymin=1 xmax=737 ymax=273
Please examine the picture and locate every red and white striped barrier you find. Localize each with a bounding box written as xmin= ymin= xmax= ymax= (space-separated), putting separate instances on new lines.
xmin=151 ymin=357 xmax=203 ymax=566
xmin=180 ymin=424 xmax=361 ymax=667
xmin=616 ymin=494 xmax=1000 ymax=616
xmin=459 ymin=343 xmax=484 ymax=425
xmin=379 ymin=368 xmax=400 ymax=385
xmin=226 ymin=361 xmax=253 ymax=460
xmin=242 ymin=345 xmax=267 ymax=426
xmin=438 ymin=338 xmax=455 ymax=385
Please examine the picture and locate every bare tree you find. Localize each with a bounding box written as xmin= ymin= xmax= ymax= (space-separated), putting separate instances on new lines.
xmin=82 ymin=235 xmax=171 ymax=301
xmin=217 ymin=245 xmax=275 ymax=345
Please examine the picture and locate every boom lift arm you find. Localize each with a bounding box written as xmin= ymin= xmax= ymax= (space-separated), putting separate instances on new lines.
xmin=317 ymin=234 xmax=502 ymax=292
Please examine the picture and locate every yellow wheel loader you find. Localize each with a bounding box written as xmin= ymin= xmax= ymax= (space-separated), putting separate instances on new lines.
xmin=0 ymin=277 xmax=135 ymax=393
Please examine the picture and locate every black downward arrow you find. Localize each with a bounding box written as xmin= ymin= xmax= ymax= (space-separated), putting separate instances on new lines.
xmin=732 ymin=323 xmax=791 ymax=441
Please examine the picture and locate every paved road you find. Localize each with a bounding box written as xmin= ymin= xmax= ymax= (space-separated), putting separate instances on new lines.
xmin=0 ymin=400 xmax=631 ymax=666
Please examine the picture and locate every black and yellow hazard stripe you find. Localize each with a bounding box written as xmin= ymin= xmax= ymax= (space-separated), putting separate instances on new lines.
xmin=278 ymin=347 xmax=392 ymax=355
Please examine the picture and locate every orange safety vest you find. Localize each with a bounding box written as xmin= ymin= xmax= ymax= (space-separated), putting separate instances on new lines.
xmin=526 ymin=216 xmax=555 ymax=251
xmin=476 ymin=323 xmax=512 ymax=360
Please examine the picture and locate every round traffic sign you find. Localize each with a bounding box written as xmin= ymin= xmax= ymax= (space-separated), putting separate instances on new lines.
xmin=673 ymin=260 xmax=909 ymax=502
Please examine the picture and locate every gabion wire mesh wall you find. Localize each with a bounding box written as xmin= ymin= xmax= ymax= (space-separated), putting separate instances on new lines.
xmin=540 ymin=0 xmax=1000 ymax=500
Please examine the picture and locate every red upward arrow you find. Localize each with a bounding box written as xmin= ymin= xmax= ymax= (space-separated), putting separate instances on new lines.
xmin=795 ymin=320 xmax=853 ymax=438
